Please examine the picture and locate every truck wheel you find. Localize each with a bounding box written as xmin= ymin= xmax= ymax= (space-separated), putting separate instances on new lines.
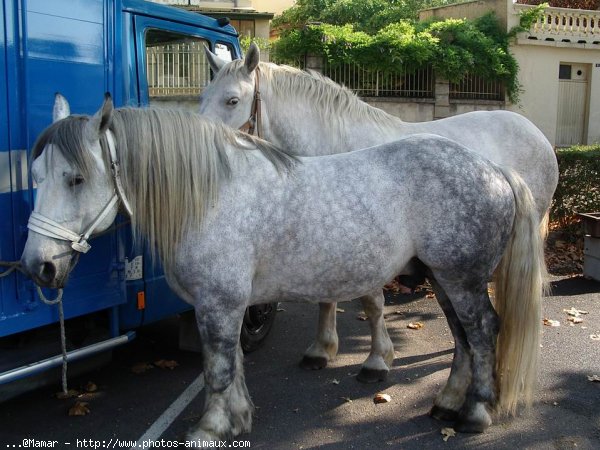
xmin=240 ymin=303 xmax=277 ymax=353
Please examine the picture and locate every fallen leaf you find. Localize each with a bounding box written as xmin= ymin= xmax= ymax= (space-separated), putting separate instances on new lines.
xmin=68 ymin=401 xmax=90 ymax=416
xmin=332 ymin=379 xmax=340 ymax=385
xmin=567 ymin=316 xmax=583 ymax=324
xmin=356 ymin=314 xmax=368 ymax=321
xmin=587 ymin=375 xmax=600 ymax=382
xmin=398 ymin=284 xmax=412 ymax=294
xmin=84 ymin=382 xmax=98 ymax=393
xmin=154 ymin=359 xmax=179 ymax=370
xmin=543 ymin=318 xmax=560 ymax=327
xmin=590 ymin=334 xmax=600 ymax=341
xmin=340 ymin=396 xmax=353 ymax=403
xmin=336 ymin=308 xmax=345 ymax=313
xmin=55 ymin=389 xmax=80 ymax=400
xmin=564 ymin=307 xmax=589 ymax=317
xmin=384 ymin=279 xmax=412 ymax=294
xmin=441 ymin=427 xmax=456 ymax=442
xmin=131 ymin=362 xmax=154 ymax=374
xmin=407 ymin=322 xmax=424 ymax=330
xmin=373 ymin=392 xmax=392 ymax=404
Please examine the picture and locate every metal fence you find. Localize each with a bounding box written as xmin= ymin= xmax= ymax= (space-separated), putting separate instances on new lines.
xmin=146 ymin=41 xmax=211 ymax=97
xmin=323 ymin=62 xmax=434 ymax=98
xmin=449 ymin=74 xmax=505 ymax=101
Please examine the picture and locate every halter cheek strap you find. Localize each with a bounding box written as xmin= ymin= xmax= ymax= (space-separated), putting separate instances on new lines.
xmin=239 ymin=67 xmax=262 ymax=138
xmin=27 ymin=130 xmax=133 ymax=254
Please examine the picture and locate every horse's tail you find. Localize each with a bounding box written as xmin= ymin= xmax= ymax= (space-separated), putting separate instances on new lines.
xmin=493 ymin=167 xmax=545 ymax=416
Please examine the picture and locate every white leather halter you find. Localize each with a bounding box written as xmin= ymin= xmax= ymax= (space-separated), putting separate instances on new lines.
xmin=27 ymin=130 xmax=133 ymax=253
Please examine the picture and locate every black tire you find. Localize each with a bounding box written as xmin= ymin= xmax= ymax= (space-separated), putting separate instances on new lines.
xmin=240 ymin=303 xmax=277 ymax=353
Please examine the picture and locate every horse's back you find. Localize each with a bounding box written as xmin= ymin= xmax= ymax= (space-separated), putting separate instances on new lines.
xmin=362 ymin=135 xmax=516 ymax=275
xmin=297 ymin=134 xmax=515 ymax=271
xmin=399 ymin=110 xmax=557 ymax=220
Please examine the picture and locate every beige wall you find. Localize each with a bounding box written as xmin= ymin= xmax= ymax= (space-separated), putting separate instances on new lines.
xmin=148 ymin=1 xmax=254 ymax=9
xmin=508 ymin=40 xmax=600 ymax=146
xmin=363 ymin=98 xmax=504 ymax=123
xmin=418 ymin=0 xmax=600 ymax=145
xmin=420 ymin=0 xmax=509 ymax=29
xmin=252 ymin=0 xmax=295 ymax=16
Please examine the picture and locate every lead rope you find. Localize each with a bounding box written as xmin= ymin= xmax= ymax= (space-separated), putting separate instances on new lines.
xmin=36 ymin=286 xmax=68 ymax=395
xmin=1 ymin=260 xmax=69 ymax=395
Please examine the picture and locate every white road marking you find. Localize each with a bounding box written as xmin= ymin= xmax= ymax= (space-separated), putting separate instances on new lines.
xmin=130 ymin=373 xmax=205 ymax=448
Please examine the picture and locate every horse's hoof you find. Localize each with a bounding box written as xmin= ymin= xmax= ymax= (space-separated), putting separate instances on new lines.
xmin=300 ymin=355 xmax=328 ymax=370
xmin=454 ymin=418 xmax=490 ymax=433
xmin=356 ymin=367 xmax=388 ymax=383
xmin=454 ymin=403 xmax=492 ymax=433
xmin=429 ymin=405 xmax=459 ymax=422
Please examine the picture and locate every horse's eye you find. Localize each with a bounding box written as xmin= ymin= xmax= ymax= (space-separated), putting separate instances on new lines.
xmin=226 ymin=97 xmax=239 ymax=106
xmin=69 ymin=175 xmax=85 ymax=187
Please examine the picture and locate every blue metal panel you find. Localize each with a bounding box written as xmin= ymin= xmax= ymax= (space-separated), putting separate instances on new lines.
xmin=0 ymin=0 xmax=16 ymax=324
xmin=1 ymin=0 xmax=243 ymax=338
xmin=0 ymin=0 xmax=126 ymax=338
xmin=123 ymin=0 xmax=238 ymax=38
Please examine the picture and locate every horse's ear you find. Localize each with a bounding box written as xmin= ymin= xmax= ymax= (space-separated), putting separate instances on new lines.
xmin=204 ymin=45 xmax=227 ymax=74
xmin=98 ymin=93 xmax=114 ymax=133
xmin=53 ymin=93 xmax=70 ymax=122
xmin=85 ymin=93 xmax=113 ymax=140
xmin=244 ymin=42 xmax=260 ymax=74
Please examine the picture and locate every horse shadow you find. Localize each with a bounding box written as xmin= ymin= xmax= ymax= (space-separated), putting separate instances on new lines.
xmin=548 ymin=276 xmax=600 ymax=296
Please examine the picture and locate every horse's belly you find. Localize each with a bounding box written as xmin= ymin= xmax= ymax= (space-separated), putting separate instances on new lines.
xmin=249 ymin=225 xmax=414 ymax=304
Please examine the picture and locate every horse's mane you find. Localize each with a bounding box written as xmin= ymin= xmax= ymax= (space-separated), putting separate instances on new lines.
xmin=217 ymin=60 xmax=399 ymax=133
xmin=257 ymin=62 xmax=400 ymax=130
xmin=32 ymin=108 xmax=297 ymax=268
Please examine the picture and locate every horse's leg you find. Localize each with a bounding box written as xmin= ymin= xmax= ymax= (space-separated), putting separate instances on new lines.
xmin=300 ymin=302 xmax=339 ymax=370
xmin=186 ymin=303 xmax=253 ymax=442
xmin=432 ymin=273 xmax=499 ymax=433
xmin=428 ymin=278 xmax=471 ymax=421
xmin=356 ymin=291 xmax=395 ymax=383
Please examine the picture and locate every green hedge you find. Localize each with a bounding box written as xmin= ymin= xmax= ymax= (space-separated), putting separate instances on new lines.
xmin=272 ymin=13 xmax=521 ymax=102
xmin=551 ymin=144 xmax=600 ymax=228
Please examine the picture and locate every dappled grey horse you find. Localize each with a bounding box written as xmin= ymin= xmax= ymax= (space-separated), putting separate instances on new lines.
xmin=199 ymin=42 xmax=557 ymax=388
xmin=21 ymin=95 xmax=544 ymax=441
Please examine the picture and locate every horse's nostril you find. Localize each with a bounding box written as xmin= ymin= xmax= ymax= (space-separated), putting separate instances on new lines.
xmin=39 ymin=262 xmax=56 ymax=283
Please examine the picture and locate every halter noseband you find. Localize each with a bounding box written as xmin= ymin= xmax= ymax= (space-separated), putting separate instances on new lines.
xmin=27 ymin=130 xmax=133 ymax=254
xmin=238 ymin=67 xmax=262 ymax=138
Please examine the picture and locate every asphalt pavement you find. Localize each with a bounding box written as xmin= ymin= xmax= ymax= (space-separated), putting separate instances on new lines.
xmin=0 ymin=275 xmax=598 ymax=449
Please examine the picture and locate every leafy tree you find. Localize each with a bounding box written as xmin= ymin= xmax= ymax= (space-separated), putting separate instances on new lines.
xmin=271 ymin=1 xmax=522 ymax=101
xmin=272 ymin=0 xmax=460 ymax=31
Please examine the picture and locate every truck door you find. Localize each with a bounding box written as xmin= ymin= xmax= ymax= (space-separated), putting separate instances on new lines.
xmin=116 ymin=15 xmax=238 ymax=328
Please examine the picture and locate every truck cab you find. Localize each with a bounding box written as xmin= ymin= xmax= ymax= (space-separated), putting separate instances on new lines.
xmin=0 ymin=0 xmax=272 ymax=390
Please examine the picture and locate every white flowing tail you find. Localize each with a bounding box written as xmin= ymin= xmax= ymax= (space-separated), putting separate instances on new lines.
xmin=494 ymin=168 xmax=546 ymax=415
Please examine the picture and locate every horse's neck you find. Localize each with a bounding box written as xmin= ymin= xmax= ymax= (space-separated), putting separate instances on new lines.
xmin=264 ymin=86 xmax=408 ymax=156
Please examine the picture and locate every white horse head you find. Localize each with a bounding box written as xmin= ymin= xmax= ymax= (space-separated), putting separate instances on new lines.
xmin=21 ymin=94 xmax=119 ymax=288
xmin=200 ymin=42 xmax=260 ymax=129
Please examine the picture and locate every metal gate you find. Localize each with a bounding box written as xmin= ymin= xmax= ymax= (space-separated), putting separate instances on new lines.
xmin=556 ymin=63 xmax=589 ymax=146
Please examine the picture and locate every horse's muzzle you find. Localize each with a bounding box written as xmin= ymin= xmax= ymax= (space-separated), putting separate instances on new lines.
xmin=20 ymin=249 xmax=76 ymax=289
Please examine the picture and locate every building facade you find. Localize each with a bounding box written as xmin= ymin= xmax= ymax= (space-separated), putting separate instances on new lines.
xmin=421 ymin=0 xmax=600 ymax=146
xmin=148 ymin=0 xmax=276 ymax=42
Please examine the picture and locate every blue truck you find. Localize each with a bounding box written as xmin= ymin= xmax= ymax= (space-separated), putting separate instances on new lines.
xmin=0 ymin=0 xmax=275 ymax=391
